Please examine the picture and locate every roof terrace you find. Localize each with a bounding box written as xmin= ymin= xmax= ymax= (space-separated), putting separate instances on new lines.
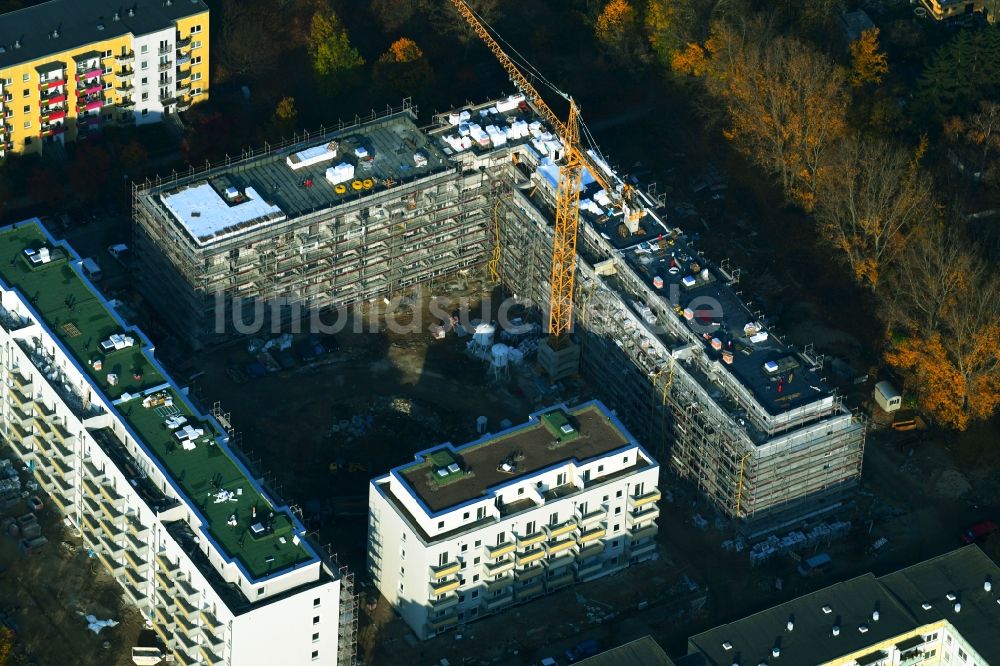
xmin=0 ymin=221 xmax=315 ymax=581
xmin=398 ymin=402 xmax=640 ymax=514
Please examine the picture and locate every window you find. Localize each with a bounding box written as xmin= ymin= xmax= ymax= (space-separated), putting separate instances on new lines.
xmin=472 ymin=574 xmax=479 ymax=583
xmin=103 ymin=49 xmax=112 ymax=58
xmin=602 ymin=495 xmax=609 ymax=502
xmin=613 ymin=524 xmax=620 ymax=532
xmin=463 ymin=512 xmax=469 ymax=520
xmin=460 ymin=543 xmax=468 ymax=553
xmin=192 ymin=87 xmax=202 ymax=95
xmin=141 ymin=60 xmax=148 ymax=70
xmin=103 ymin=82 xmax=112 ymax=90
xmin=141 ymin=45 xmax=148 ymax=54
xmin=616 ymin=490 xmax=623 ymax=498
xmin=612 ymin=539 xmax=619 ymax=547
xmin=191 ymin=24 xmax=202 ymax=33
xmin=22 ymin=73 xmax=29 ymax=82
xmin=22 ymin=88 xmax=29 ymax=97
xmin=579 ymin=502 xmax=588 ymax=515
xmin=438 ymin=552 xmax=449 ymax=566
xmin=24 ymin=137 xmax=31 ymax=145
xmin=141 ymin=92 xmax=149 ymax=101
xmin=22 ymin=121 xmax=30 ymax=129
xmin=437 ymin=521 xmax=444 ymax=529
xmin=312 ymin=616 xmax=320 ymax=625
xmin=598 ymin=465 xmax=604 ymax=472
xmin=398 ymin=566 xmax=404 ymax=575
xmin=313 ymin=597 xmax=321 ymax=607
xmin=614 ymin=507 xmax=621 ymax=515
xmin=192 ymin=40 xmax=202 ymax=50
xmin=517 ymin=487 xmax=525 ymax=495
xmin=102 ymin=66 xmax=111 ymax=74
xmin=635 ymin=482 xmax=645 ymax=496
xmin=958 ymin=649 xmax=967 ymax=662
xmin=623 ymin=455 xmax=630 ymax=463
xmin=141 ymin=76 xmax=148 ymax=85
xmin=192 ymin=55 xmax=202 ymax=64
xmin=256 ymin=588 xmax=265 ymax=596
xmin=192 ymin=72 xmax=202 ymax=81
xmin=311 ymin=650 xmax=319 ymax=661
xmin=473 ymin=556 xmax=481 ymax=565
xmin=476 ymin=507 xmax=485 ymax=520
xmin=311 ymin=633 xmax=319 ymax=643
xmin=474 ymin=540 xmax=481 ymax=547
xmin=549 ymin=512 xmax=558 ymax=526
xmin=22 ymin=105 xmax=29 ymax=113
xmin=556 ymin=472 xmax=567 ymax=485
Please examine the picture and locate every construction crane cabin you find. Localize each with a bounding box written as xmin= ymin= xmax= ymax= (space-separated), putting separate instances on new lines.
xmin=448 ymin=0 xmax=645 ymax=380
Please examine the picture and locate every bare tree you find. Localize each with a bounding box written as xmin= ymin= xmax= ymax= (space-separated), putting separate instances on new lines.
xmin=814 ymin=137 xmax=933 ymax=290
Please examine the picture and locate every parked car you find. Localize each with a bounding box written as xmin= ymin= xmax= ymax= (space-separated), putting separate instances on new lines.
xmin=797 ymin=552 xmax=833 ymax=577
xmin=107 ymin=243 xmax=129 ymax=264
xmin=962 ymin=521 xmax=998 ymax=544
xmin=565 ymin=639 xmax=599 ymax=663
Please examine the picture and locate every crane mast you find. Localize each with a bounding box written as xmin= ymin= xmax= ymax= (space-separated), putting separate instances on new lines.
xmin=448 ymin=0 xmax=591 ymax=351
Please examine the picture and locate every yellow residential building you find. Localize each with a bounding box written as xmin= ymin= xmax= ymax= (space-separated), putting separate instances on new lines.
xmin=0 ymin=0 xmax=209 ymax=157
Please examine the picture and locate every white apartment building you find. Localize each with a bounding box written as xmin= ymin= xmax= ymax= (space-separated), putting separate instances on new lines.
xmin=368 ymin=401 xmax=661 ymax=639
xmin=0 ymin=220 xmax=356 ymax=665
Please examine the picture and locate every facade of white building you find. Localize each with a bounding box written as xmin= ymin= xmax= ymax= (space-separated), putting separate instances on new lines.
xmin=0 ymin=220 xmax=356 ymax=665
xmin=368 ymin=401 xmax=661 ymax=639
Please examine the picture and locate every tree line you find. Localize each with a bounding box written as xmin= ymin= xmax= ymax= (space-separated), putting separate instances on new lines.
xmin=590 ymin=0 xmax=1000 ymax=430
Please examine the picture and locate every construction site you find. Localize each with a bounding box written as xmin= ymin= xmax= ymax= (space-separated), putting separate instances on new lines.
xmin=131 ymin=81 xmax=865 ymax=544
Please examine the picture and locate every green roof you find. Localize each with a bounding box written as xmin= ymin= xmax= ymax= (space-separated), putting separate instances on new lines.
xmin=0 ymin=222 xmax=314 ymax=580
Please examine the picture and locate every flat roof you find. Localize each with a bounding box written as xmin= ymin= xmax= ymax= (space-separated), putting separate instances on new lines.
xmin=578 ymin=636 xmax=676 ymax=666
xmin=687 ymin=545 xmax=1000 ymax=666
xmin=0 ymin=0 xmax=208 ymax=70
xmin=148 ymin=111 xmax=452 ymax=245
xmin=0 ymin=221 xmax=315 ymax=581
xmin=398 ymin=401 xmax=639 ymax=514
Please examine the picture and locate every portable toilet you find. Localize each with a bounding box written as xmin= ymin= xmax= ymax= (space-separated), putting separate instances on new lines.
xmin=874 ymin=381 xmax=902 ymax=412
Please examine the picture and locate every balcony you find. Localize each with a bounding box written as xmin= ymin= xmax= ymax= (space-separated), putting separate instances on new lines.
xmin=515 ymin=582 xmax=543 ymax=599
xmin=175 ymin=83 xmax=190 ymax=96
xmin=429 ymin=614 xmax=458 ymax=631
xmin=485 ymin=591 xmax=514 ymax=611
xmin=176 ymin=596 xmax=198 ymax=618
xmin=99 ymin=483 xmax=124 ymax=505
xmin=517 ymin=565 xmax=544 ymax=581
xmin=483 ymin=558 xmax=514 ymax=577
xmin=487 ymin=541 xmax=515 ymax=559
xmin=516 ymin=548 xmax=545 ymax=566
xmin=123 ymin=583 xmax=148 ymax=607
xmin=97 ymin=550 xmax=124 ymax=576
xmin=516 ymin=531 xmax=547 ymax=548
xmin=629 ymin=540 xmax=657 ymax=559
xmin=176 ymin=37 xmax=191 ymax=49
xmin=546 ymin=519 xmax=578 ymax=539
xmin=429 ymin=594 xmax=458 ymax=612
xmin=546 ymin=571 xmax=575 ymax=590
xmin=124 ymin=549 xmax=148 ymax=570
xmin=159 ymin=93 xmax=176 ymax=105
xmin=176 ymin=578 xmax=199 ymax=601
xmin=176 ymin=54 xmax=191 ymax=67
xmin=199 ymin=610 xmax=221 ymax=631
xmin=486 ymin=576 xmax=515 ymax=594
xmin=38 ymin=79 xmax=67 ymax=90
xmin=198 ymin=646 xmax=223 ymax=665
xmin=628 ymin=489 xmax=661 ymax=508
xmin=575 ymin=559 xmax=603 ymax=579
xmin=155 ymin=571 xmax=174 ymax=591
xmin=627 ymin=505 xmax=660 ymax=526
xmin=8 ymin=388 xmax=32 ymax=408
xmin=546 ymin=538 xmax=577 ymax=555
xmin=629 ymin=524 xmax=659 ymax=541
xmin=124 ymin=565 xmax=145 ymax=587
xmin=128 ymin=517 xmax=149 ymax=539
xmin=117 ymin=68 xmax=134 ymax=78
xmin=81 ymin=513 xmax=102 ymax=535
xmin=158 ymin=61 xmax=173 ymax=72
xmin=115 ymin=52 xmax=134 ymax=64
xmin=429 ymin=561 xmax=460 ymax=580
xmin=579 ymin=526 xmax=607 ymax=544
xmin=158 ymin=46 xmax=173 ymax=55
xmin=429 ymin=579 xmax=460 ymax=596
xmin=116 ymin=83 xmax=134 ymax=93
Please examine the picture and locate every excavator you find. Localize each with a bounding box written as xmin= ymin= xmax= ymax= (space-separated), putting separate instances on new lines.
xmin=448 ymin=0 xmax=646 ymax=374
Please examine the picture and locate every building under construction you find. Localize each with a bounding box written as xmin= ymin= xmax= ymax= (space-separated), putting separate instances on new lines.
xmin=133 ymin=95 xmax=865 ymax=536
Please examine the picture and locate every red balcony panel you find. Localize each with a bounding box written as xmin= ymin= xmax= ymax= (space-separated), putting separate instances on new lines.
xmin=39 ymin=79 xmax=67 ymax=90
xmin=75 ymin=68 xmax=103 ymax=80
xmin=42 ymin=110 xmax=66 ymax=121
xmin=79 ymin=84 xmax=103 ymax=96
xmin=43 ymin=94 xmax=67 ymax=106
xmin=83 ymin=100 xmax=103 ymax=111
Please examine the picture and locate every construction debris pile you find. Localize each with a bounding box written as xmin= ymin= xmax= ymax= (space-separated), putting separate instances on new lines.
xmin=739 ymin=520 xmax=852 ymax=565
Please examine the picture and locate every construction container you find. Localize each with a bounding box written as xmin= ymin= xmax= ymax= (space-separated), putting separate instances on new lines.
xmin=874 ymin=381 xmax=902 ymax=413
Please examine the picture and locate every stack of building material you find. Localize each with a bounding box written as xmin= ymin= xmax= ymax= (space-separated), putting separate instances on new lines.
xmin=325 ymin=162 xmax=356 ymax=186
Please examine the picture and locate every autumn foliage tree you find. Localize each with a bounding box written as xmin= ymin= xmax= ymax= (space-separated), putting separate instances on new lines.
xmin=814 ymin=137 xmax=932 ymax=289
xmin=683 ymin=20 xmax=849 ymax=208
xmin=379 ymin=38 xmax=423 ymax=64
xmin=849 ymin=28 xmax=889 ymax=87
xmin=595 ymin=0 xmax=643 ymax=63
xmin=944 ymin=101 xmax=1000 ymax=186
xmin=376 ymin=38 xmax=434 ymax=94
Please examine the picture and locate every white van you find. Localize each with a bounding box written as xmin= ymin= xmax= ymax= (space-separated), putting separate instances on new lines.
xmin=81 ymin=257 xmax=103 ymax=282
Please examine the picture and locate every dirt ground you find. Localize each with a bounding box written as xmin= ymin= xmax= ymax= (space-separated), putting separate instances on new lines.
xmin=0 ymin=498 xmax=142 ymax=666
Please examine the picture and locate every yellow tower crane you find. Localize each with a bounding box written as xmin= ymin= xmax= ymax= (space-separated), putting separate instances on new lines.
xmin=448 ymin=0 xmax=644 ymax=366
